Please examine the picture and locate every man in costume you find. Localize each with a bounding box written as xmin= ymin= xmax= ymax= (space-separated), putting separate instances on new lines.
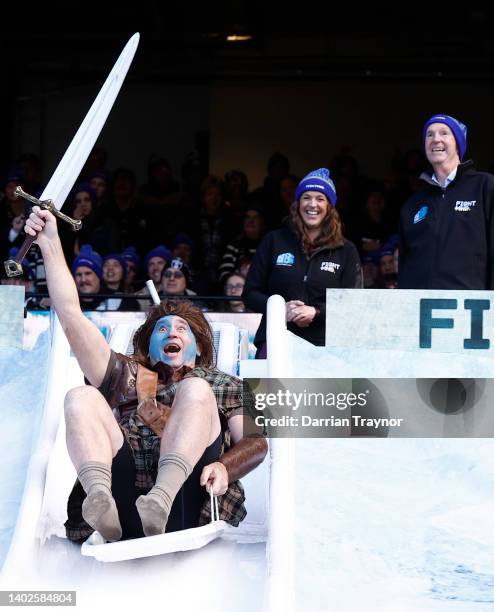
xmin=25 ymin=205 xmax=267 ymax=542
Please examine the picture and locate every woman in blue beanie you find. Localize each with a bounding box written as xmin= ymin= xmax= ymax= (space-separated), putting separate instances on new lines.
xmin=59 ymin=183 xmax=118 ymax=262
xmin=244 ymin=168 xmax=362 ymax=354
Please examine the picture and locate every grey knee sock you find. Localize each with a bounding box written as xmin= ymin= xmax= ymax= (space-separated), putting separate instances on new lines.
xmin=78 ymin=461 xmax=112 ymax=495
xmin=136 ymin=453 xmax=192 ymax=537
xmin=78 ymin=461 xmax=122 ymax=542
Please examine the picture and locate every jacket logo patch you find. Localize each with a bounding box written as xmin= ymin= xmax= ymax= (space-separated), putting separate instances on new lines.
xmin=320 ymin=261 xmax=340 ymax=273
xmin=276 ymin=252 xmax=295 ymax=266
xmin=454 ymin=200 xmax=476 ymax=212
xmin=414 ymin=206 xmax=428 ymax=224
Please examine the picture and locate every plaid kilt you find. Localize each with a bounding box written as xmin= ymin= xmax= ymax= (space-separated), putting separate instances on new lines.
xmin=65 ymin=355 xmax=247 ymax=542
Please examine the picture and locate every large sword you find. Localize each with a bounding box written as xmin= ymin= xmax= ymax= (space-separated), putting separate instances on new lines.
xmin=4 ymin=32 xmax=140 ymax=277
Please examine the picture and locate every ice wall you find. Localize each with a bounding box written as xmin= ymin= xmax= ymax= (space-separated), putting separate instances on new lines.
xmin=0 ymin=328 xmax=51 ymax=569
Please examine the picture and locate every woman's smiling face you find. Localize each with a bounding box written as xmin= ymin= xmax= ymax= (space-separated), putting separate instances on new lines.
xmin=299 ymin=190 xmax=329 ymax=230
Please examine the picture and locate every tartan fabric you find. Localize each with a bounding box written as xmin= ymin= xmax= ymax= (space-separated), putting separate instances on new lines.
xmin=65 ymin=352 xmax=248 ymax=541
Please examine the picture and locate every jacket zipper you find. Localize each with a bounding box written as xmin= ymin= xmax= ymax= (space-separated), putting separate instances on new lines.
xmin=303 ymin=258 xmax=311 ymax=303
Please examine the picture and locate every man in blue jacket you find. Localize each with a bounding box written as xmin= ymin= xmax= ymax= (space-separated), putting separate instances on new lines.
xmin=398 ymin=114 xmax=494 ymax=289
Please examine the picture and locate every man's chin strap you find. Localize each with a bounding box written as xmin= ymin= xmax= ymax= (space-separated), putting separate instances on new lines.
xmin=219 ymin=436 xmax=268 ymax=482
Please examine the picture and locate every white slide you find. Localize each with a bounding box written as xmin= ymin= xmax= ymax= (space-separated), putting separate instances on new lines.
xmin=3 ymin=291 xmax=494 ymax=611
xmin=0 ymin=307 xmax=293 ymax=612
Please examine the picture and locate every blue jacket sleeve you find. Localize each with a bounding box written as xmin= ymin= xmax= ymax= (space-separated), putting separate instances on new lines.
xmin=485 ymin=176 xmax=494 ymax=290
xmin=340 ymin=241 xmax=363 ymax=289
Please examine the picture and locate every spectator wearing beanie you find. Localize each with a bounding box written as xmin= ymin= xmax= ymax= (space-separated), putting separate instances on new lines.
xmin=121 ymin=246 xmax=140 ymax=293
xmin=171 ymin=233 xmax=199 ymax=290
xmin=60 ymin=182 xmax=118 ymax=263
xmin=399 ymin=114 xmax=494 ymax=290
xmin=161 ymin=257 xmax=206 ymax=310
xmin=171 ymin=233 xmax=194 ymax=265
xmin=244 ymin=167 xmax=362 ymax=354
xmin=145 ymin=245 xmax=172 ymax=285
xmin=161 ymin=257 xmax=195 ymax=297
xmin=134 ymin=245 xmax=172 ymax=311
xmin=89 ymin=170 xmax=110 ymax=209
xmin=102 ymin=253 xmax=140 ymax=311
xmin=378 ymin=243 xmax=397 ymax=288
xmin=0 ymin=169 xmax=24 ymax=216
xmin=102 ymin=253 xmax=127 ymax=292
xmin=361 ymin=251 xmax=380 ymax=289
xmin=71 ymin=244 xmax=105 ymax=310
xmin=72 ymin=245 xmax=139 ymax=311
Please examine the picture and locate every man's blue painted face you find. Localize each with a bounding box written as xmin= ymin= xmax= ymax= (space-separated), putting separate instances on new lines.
xmin=149 ymin=315 xmax=198 ymax=369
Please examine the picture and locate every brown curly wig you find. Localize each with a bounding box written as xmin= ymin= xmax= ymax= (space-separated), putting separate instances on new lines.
xmin=132 ymin=299 xmax=215 ymax=368
xmin=289 ymin=198 xmax=343 ymax=255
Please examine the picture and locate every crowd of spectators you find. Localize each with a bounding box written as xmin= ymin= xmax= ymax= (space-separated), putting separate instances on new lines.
xmin=0 ymin=146 xmax=431 ymax=310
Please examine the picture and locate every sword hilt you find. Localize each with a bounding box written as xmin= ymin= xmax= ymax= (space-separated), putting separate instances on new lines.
xmin=4 ymin=236 xmax=36 ymax=277
xmin=14 ymin=186 xmax=82 ymax=231
xmin=3 ymin=187 xmax=83 ymax=277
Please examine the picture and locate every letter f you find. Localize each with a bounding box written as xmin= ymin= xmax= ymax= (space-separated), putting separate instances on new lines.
xmin=419 ymin=298 xmax=457 ymax=348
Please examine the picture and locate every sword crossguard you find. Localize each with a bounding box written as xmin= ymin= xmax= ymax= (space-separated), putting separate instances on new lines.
xmin=14 ymin=186 xmax=82 ymax=231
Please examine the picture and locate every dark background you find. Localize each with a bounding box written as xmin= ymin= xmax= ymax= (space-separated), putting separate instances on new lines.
xmin=3 ymin=3 xmax=494 ymax=186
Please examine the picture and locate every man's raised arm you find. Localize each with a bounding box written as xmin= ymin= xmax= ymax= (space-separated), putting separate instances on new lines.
xmin=25 ymin=206 xmax=110 ymax=386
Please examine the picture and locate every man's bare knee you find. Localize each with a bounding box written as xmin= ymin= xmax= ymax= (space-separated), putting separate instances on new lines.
xmin=171 ymin=378 xmax=220 ymax=446
xmin=64 ymin=385 xmax=123 ymax=456
xmin=64 ymin=385 xmax=110 ymax=422
xmin=174 ymin=378 xmax=216 ymax=411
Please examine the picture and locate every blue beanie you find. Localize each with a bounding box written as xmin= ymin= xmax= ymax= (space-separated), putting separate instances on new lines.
xmin=3 ymin=167 xmax=24 ymax=188
xmin=144 ymin=245 xmax=172 ymax=270
xmin=89 ymin=170 xmax=109 ymax=184
xmin=362 ymin=250 xmax=381 ymax=266
xmin=386 ymin=233 xmax=399 ymax=250
xmin=71 ymin=244 xmax=103 ymax=278
xmin=379 ymin=244 xmax=395 ymax=259
xmin=103 ymin=253 xmax=127 ymax=279
xmin=72 ymin=181 xmax=97 ymax=203
xmin=422 ymin=114 xmax=467 ymax=160
xmin=295 ymin=168 xmax=337 ymax=206
xmin=172 ymin=233 xmax=195 ymax=251
xmin=122 ymin=246 xmax=140 ymax=270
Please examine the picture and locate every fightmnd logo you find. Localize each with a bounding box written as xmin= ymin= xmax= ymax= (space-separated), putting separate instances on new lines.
xmin=454 ymin=200 xmax=476 ymax=212
xmin=276 ymin=252 xmax=295 ymax=266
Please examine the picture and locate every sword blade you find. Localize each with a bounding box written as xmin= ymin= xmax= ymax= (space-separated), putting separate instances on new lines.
xmin=4 ymin=33 xmax=140 ymax=277
xmin=42 ymin=32 xmax=140 ymax=209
